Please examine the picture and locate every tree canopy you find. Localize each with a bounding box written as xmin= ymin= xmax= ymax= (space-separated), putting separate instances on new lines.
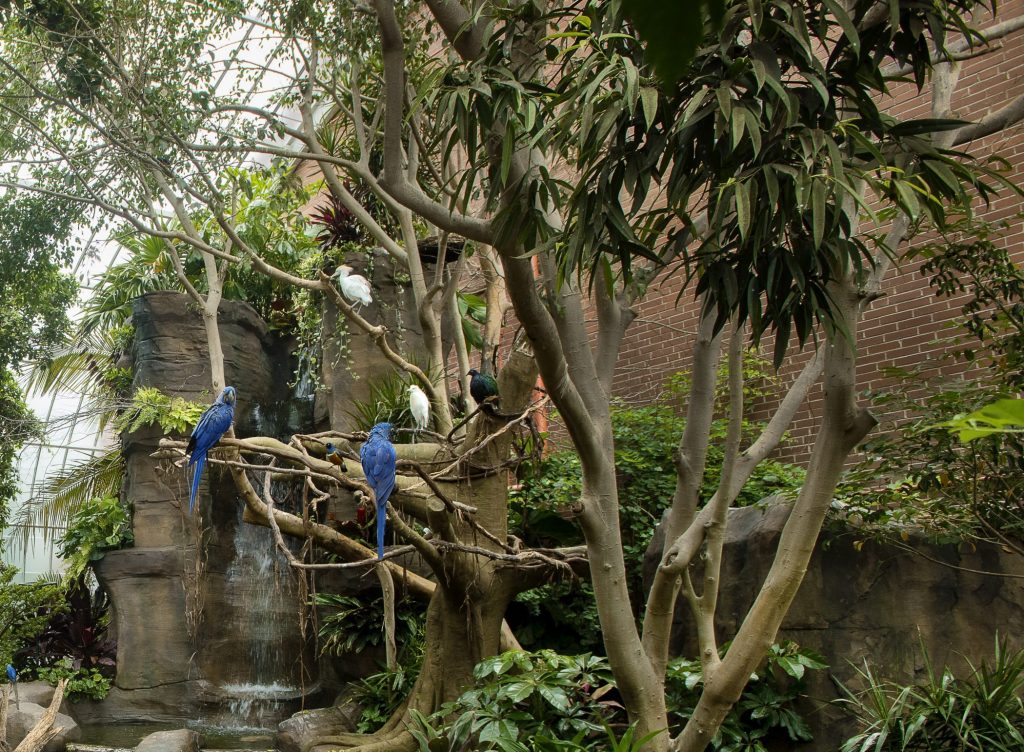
xmin=2 ymin=0 xmax=1023 ymax=750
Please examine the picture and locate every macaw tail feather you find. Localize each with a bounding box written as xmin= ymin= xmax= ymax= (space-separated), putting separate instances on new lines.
xmin=12 ymin=682 xmax=19 ymax=709
xmin=189 ymin=452 xmax=206 ymax=513
xmin=376 ymin=501 xmax=386 ymax=561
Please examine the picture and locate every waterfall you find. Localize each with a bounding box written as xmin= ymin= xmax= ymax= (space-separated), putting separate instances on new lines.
xmin=205 ymin=499 xmax=308 ymax=731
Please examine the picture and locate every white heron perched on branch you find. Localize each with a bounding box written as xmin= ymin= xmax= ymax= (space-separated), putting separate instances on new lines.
xmin=333 ymin=264 xmax=373 ymax=307
xmin=409 ymin=384 xmax=430 ymax=437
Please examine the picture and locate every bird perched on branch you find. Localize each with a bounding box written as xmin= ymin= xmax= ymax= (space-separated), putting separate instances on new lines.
xmin=360 ymin=422 xmax=396 ymax=561
xmin=186 ymin=386 xmax=236 ymax=513
xmin=408 ymin=384 xmax=430 ymax=435
xmin=468 ymin=368 xmax=499 ymax=405
xmin=6 ymin=664 xmax=18 ymax=708
xmin=333 ymin=264 xmax=373 ymax=307
xmin=325 ymin=442 xmax=347 ymax=472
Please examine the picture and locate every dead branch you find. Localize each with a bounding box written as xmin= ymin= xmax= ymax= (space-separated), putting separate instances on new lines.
xmin=13 ymin=679 xmax=68 ymax=752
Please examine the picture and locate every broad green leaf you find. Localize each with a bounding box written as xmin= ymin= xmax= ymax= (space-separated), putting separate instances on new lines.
xmin=937 ymin=399 xmax=1024 ymax=441
xmin=622 ymin=0 xmax=725 ymax=84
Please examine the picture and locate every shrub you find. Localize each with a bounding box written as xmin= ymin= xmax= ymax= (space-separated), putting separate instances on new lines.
xmin=666 ymin=642 xmax=826 ymax=751
xmin=839 ymin=639 xmax=1024 ymax=752
xmin=14 ymin=575 xmax=116 ymax=682
xmin=405 ymin=645 xmax=823 ymax=752
xmin=0 ymin=564 xmax=65 ymax=666
xmin=312 ymin=591 xmax=426 ymax=733
xmin=409 ymin=651 xmax=623 ymax=751
xmin=36 ymin=660 xmax=111 ymax=702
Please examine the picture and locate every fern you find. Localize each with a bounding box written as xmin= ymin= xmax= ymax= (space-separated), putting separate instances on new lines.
xmin=114 ymin=388 xmax=206 ymax=435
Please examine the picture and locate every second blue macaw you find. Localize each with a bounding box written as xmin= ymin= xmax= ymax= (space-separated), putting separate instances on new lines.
xmin=360 ymin=422 xmax=396 ymax=561
xmin=6 ymin=663 xmax=18 ymax=708
xmin=186 ymin=386 xmax=237 ymax=513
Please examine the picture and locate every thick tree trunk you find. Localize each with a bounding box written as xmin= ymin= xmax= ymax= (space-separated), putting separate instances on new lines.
xmin=309 ymin=573 xmax=512 ymax=751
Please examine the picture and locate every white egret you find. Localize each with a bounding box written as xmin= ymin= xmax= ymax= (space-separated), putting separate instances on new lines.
xmin=333 ymin=264 xmax=373 ymax=307
xmin=409 ymin=384 xmax=430 ymax=436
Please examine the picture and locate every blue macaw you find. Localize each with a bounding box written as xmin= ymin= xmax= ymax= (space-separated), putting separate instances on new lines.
xmin=186 ymin=386 xmax=237 ymax=513
xmin=6 ymin=663 xmax=18 ymax=708
xmin=360 ymin=422 xmax=396 ymax=561
xmin=325 ymin=442 xmax=348 ymax=472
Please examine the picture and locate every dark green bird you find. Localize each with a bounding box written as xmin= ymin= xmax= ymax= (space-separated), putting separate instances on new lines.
xmin=468 ymin=369 xmax=499 ymax=404
xmin=325 ymin=442 xmax=348 ymax=472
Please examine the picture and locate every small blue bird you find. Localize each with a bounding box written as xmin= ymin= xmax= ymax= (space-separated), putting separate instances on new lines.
xmin=6 ymin=663 xmax=18 ymax=708
xmin=186 ymin=386 xmax=237 ymax=513
xmin=360 ymin=422 xmax=396 ymax=561
xmin=325 ymin=442 xmax=348 ymax=472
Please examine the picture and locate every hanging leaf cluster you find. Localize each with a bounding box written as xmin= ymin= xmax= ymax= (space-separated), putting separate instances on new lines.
xmin=549 ymin=0 xmax=1008 ymax=360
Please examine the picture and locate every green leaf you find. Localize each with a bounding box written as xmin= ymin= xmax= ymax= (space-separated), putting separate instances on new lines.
xmin=640 ymin=86 xmax=659 ymax=130
xmin=735 ymin=182 xmax=750 ymax=242
xmin=538 ymin=684 xmax=571 ymax=712
xmin=500 ymin=126 xmax=515 ymax=186
xmin=622 ymin=0 xmax=725 ymax=84
xmin=937 ymin=399 xmax=1024 ymax=441
xmin=810 ymin=179 xmax=826 ymax=249
xmin=823 ymin=0 xmax=860 ymax=54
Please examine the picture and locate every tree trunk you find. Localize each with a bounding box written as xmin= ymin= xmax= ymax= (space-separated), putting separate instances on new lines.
xmin=309 ymin=570 xmax=512 ymax=751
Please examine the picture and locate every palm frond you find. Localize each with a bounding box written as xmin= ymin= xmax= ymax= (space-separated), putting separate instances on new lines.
xmin=6 ymin=449 xmax=125 ymax=557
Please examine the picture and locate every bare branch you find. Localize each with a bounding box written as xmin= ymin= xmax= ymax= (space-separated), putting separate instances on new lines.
xmin=371 ymin=0 xmax=495 ymax=244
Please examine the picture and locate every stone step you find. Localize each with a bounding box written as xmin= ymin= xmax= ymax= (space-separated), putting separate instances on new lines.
xmin=68 ymin=744 xmax=133 ymax=752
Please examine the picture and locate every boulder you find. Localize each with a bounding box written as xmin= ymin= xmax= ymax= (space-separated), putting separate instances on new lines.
xmin=134 ymin=730 xmax=201 ymax=752
xmin=277 ymin=692 xmax=363 ymax=752
xmin=6 ymin=701 xmax=81 ymax=752
xmin=11 ymin=682 xmax=71 ymax=716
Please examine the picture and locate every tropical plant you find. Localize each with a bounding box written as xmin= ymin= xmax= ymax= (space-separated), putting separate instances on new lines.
xmin=55 ymin=496 xmax=133 ymax=580
xmin=839 ymin=639 xmax=1024 ymax=752
xmin=6 ymin=450 xmax=124 ymax=560
xmin=0 ymin=564 xmax=65 ymax=667
xmin=15 ymin=574 xmax=116 ymax=685
xmin=35 ymin=662 xmax=112 ymax=702
xmin=352 ymin=657 xmax=426 ymax=735
xmin=314 ymin=591 xmax=425 ymax=658
xmin=666 ymin=642 xmax=826 ymax=751
xmin=409 ymin=651 xmax=623 ymax=751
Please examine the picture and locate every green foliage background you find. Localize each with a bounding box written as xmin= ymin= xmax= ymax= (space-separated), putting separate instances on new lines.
xmin=508 ymin=361 xmax=805 ymax=652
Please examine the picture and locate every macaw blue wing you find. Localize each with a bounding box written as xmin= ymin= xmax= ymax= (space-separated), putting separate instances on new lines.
xmin=185 ymin=389 xmax=236 ymax=513
xmin=360 ymin=424 xmax=396 ymax=560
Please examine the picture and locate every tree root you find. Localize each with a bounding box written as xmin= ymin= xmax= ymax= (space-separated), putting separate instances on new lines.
xmin=307 ymin=728 xmax=416 ymax=752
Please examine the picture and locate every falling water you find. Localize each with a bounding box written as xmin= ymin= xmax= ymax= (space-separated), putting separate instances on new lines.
xmin=201 ymin=366 xmax=317 ymax=731
xmin=206 ymin=498 xmax=307 ymax=731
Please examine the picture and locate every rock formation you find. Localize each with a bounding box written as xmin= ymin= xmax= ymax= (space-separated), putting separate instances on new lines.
xmin=91 ymin=292 xmax=314 ymax=725
xmin=645 ymin=501 xmax=1024 ymax=750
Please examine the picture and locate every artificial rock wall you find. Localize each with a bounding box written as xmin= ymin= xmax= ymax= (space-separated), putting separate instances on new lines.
xmin=645 ymin=502 xmax=1024 ymax=751
xmin=91 ymin=291 xmax=309 ymax=723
